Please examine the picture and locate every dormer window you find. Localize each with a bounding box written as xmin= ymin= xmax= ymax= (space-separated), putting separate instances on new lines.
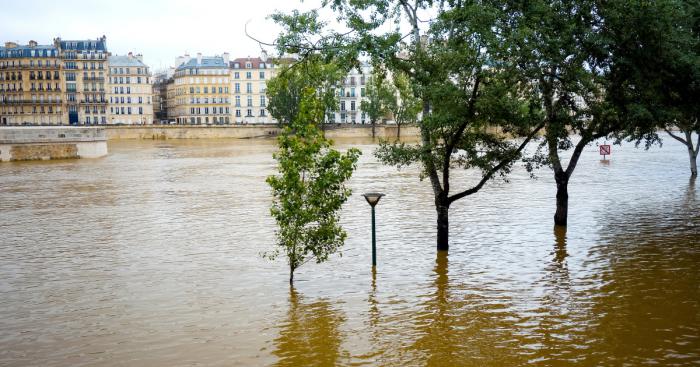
xmin=246 ymin=62 xmax=252 ymax=68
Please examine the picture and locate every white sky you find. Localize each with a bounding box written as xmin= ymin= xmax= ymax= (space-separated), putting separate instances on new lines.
xmin=0 ymin=0 xmax=322 ymax=71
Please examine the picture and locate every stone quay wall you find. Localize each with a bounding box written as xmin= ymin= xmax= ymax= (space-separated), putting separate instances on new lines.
xmin=104 ymin=124 xmax=420 ymax=140
xmin=0 ymin=127 xmax=108 ymax=162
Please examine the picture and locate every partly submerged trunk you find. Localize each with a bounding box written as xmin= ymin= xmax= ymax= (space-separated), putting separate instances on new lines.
xmin=436 ymin=202 xmax=450 ymax=252
xmin=686 ymin=131 xmax=698 ymax=178
xmin=554 ymin=171 xmax=570 ymax=226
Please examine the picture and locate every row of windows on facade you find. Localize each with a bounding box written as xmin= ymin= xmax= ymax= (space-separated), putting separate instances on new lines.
xmin=84 ymin=106 xmax=107 ymax=114
xmin=111 ymin=76 xmax=149 ymax=84
xmin=180 ymin=116 xmax=231 ymax=124
xmin=338 ymin=87 xmax=366 ymax=98
xmin=343 ymin=76 xmax=367 ymax=85
xmin=63 ymin=62 xmax=104 ymax=70
xmin=0 ymin=60 xmax=60 ymax=68
xmin=0 ymin=95 xmax=61 ymax=103
xmin=231 ymin=62 xmax=268 ymax=69
xmin=84 ymin=117 xmax=107 ymax=124
xmin=111 ymin=106 xmax=144 ymax=115
xmin=1 ymin=71 xmax=61 ymax=81
xmin=0 ymin=106 xmax=61 ymax=114
xmin=188 ymin=86 xmax=231 ymax=94
xmin=184 ymin=108 xmax=266 ymax=118
xmin=187 ymin=97 xmax=231 ymax=104
xmin=111 ymin=67 xmax=148 ymax=75
xmin=234 ymin=95 xmax=265 ymax=107
xmin=65 ymin=83 xmax=104 ymax=92
xmin=1 ymin=82 xmax=61 ymax=92
xmin=181 ymin=68 xmax=229 ymax=76
xmin=189 ymin=107 xmax=230 ymax=115
xmin=62 ymin=50 xmax=106 ymax=59
xmin=178 ymin=71 xmax=265 ymax=80
xmin=110 ymin=96 xmax=151 ymax=104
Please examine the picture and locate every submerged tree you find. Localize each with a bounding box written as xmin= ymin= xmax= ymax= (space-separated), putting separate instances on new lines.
xmin=514 ymin=0 xmax=622 ymax=227
xmin=389 ymin=71 xmax=421 ymax=139
xmin=268 ymin=1 xmax=545 ymax=252
xmin=266 ymin=81 xmax=360 ymax=283
xmin=267 ymin=58 xmax=346 ymax=127
xmin=361 ymin=70 xmax=396 ymax=138
xmin=602 ymin=0 xmax=699 ymax=178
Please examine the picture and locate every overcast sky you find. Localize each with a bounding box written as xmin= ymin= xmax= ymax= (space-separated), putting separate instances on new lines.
xmin=0 ymin=0 xmax=322 ymax=71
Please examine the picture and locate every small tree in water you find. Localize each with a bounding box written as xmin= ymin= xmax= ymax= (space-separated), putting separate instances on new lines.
xmin=265 ymin=87 xmax=360 ymax=283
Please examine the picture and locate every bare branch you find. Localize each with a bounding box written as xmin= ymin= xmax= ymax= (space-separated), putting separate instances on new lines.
xmin=665 ymin=128 xmax=690 ymax=147
xmin=448 ymin=122 xmax=546 ymax=203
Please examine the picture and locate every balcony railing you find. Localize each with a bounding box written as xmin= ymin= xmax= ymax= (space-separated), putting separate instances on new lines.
xmin=0 ymin=100 xmax=63 ymax=105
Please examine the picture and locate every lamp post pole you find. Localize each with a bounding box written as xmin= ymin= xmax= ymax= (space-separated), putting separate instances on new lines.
xmin=371 ymin=205 xmax=377 ymax=267
xmin=363 ymin=192 xmax=384 ymax=268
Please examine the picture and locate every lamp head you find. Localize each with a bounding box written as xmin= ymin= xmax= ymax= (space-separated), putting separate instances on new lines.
xmin=362 ymin=192 xmax=385 ymax=207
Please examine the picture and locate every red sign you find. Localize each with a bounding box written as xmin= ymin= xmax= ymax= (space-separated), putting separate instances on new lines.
xmin=600 ymin=144 xmax=611 ymax=156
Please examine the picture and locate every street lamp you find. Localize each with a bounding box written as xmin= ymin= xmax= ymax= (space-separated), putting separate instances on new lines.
xmin=362 ymin=192 xmax=385 ymax=267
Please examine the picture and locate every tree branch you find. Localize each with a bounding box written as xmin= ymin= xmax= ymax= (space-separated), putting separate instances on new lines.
xmin=665 ymin=128 xmax=690 ymax=147
xmin=448 ymin=122 xmax=545 ymax=203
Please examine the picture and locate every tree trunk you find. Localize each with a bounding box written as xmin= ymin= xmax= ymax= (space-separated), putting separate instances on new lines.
xmin=687 ymin=142 xmax=698 ymax=178
xmin=397 ymin=123 xmax=401 ymax=139
xmin=436 ymin=203 xmax=449 ymax=252
xmin=372 ymin=121 xmax=376 ymax=139
xmin=554 ymin=171 xmax=569 ymax=226
xmin=289 ymin=266 xmax=295 ymax=284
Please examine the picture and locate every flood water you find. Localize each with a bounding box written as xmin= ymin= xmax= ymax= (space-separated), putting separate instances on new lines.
xmin=1 ymin=137 xmax=698 ymax=366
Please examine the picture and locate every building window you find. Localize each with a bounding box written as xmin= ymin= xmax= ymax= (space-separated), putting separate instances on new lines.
xmin=247 ymin=96 xmax=253 ymax=107
xmin=351 ymin=101 xmax=356 ymax=111
xmin=235 ymin=109 xmax=241 ymax=117
xmin=246 ymin=109 xmax=253 ymax=117
xmin=235 ymin=83 xmax=240 ymax=93
xmin=235 ymin=96 xmax=241 ymax=107
xmin=259 ymin=71 xmax=265 ymax=79
xmin=260 ymin=95 xmax=266 ymax=107
xmin=246 ymin=72 xmax=252 ymax=79
xmin=234 ymin=72 xmax=240 ymax=79
xmin=246 ymin=83 xmax=252 ymax=93
xmin=260 ymin=109 xmax=266 ymax=117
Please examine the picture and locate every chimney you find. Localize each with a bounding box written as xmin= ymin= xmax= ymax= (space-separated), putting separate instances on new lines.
xmin=128 ymin=51 xmax=133 ymax=58
xmin=197 ymin=52 xmax=202 ymax=65
xmin=223 ymin=52 xmax=229 ymax=64
xmin=136 ymin=54 xmax=143 ymax=62
xmin=5 ymin=42 xmax=18 ymax=48
xmin=28 ymin=40 xmax=37 ymax=48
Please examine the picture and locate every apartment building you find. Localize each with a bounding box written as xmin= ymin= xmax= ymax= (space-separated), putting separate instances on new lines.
xmin=58 ymin=36 xmax=109 ymax=125
xmin=0 ymin=40 xmax=65 ymax=125
xmin=169 ymin=53 xmax=231 ymax=124
xmin=230 ymin=57 xmax=274 ymax=124
xmin=108 ymin=53 xmax=153 ymax=124
xmin=330 ymin=62 xmax=373 ymax=124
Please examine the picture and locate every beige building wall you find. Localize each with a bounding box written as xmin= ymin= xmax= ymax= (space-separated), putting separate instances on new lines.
xmin=171 ymin=53 xmax=231 ymax=125
xmin=107 ymin=53 xmax=153 ymax=125
xmin=230 ymin=57 xmax=275 ymax=124
xmin=0 ymin=41 xmax=66 ymax=125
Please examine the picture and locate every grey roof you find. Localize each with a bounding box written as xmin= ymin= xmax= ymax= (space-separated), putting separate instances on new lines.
xmin=176 ymin=56 xmax=227 ymax=70
xmin=0 ymin=44 xmax=58 ymax=58
xmin=108 ymin=55 xmax=147 ymax=67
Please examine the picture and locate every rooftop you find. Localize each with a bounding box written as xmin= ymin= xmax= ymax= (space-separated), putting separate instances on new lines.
xmin=108 ymin=55 xmax=147 ymax=67
xmin=177 ymin=56 xmax=227 ymax=70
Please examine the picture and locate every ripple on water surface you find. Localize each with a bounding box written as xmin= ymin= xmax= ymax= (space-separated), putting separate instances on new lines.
xmin=0 ymin=137 xmax=698 ymax=366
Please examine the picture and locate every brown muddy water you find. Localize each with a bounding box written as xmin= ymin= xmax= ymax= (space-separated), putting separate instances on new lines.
xmin=0 ymin=137 xmax=698 ymax=366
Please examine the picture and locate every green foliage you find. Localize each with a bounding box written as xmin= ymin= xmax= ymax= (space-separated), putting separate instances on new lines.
xmin=267 ymin=57 xmax=347 ymax=125
xmin=360 ymin=70 xmax=396 ymax=125
xmin=390 ymin=72 xmax=421 ymax=128
xmin=265 ymin=85 xmax=361 ymax=283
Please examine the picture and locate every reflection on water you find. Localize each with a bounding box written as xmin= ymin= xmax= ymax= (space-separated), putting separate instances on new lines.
xmin=273 ymin=287 xmax=346 ymax=367
xmin=0 ymin=138 xmax=698 ymax=366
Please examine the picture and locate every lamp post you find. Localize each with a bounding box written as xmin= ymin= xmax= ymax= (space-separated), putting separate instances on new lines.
xmin=362 ymin=192 xmax=385 ymax=267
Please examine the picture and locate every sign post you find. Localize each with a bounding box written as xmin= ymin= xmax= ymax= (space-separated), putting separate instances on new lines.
xmin=599 ymin=144 xmax=611 ymax=160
